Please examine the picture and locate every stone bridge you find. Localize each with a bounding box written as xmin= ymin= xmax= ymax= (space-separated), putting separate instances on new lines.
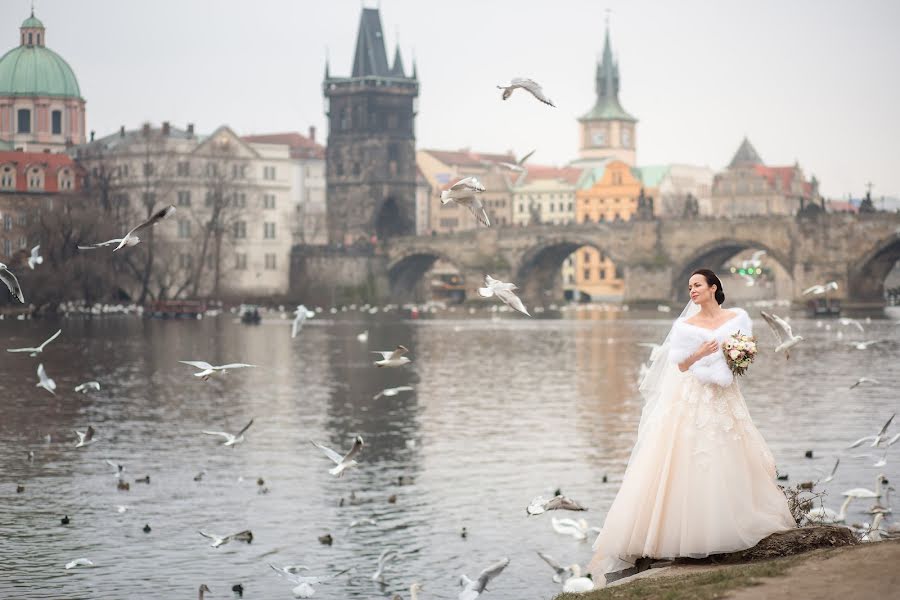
xmin=381 ymin=213 xmax=900 ymax=307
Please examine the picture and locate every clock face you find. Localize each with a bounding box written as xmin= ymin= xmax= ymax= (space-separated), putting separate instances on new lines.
xmin=592 ymin=130 xmax=606 ymax=146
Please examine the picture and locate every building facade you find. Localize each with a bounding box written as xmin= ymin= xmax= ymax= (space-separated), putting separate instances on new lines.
xmin=653 ymin=164 xmax=715 ymax=218
xmin=0 ymin=11 xmax=86 ymax=152
xmin=324 ymin=7 xmax=419 ymax=244
xmin=511 ymin=166 xmax=581 ymax=227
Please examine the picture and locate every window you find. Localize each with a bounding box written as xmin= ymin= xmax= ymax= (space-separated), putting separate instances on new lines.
xmin=142 ymin=192 xmax=155 ymax=206
xmin=27 ymin=32 xmax=32 ymax=45
xmin=205 ymin=191 xmax=216 ymax=207
xmin=18 ymin=236 xmax=26 ymax=249
xmin=583 ymin=250 xmax=591 ymax=262
xmin=143 ymin=162 xmax=155 ymax=177
xmin=51 ymin=110 xmax=62 ymax=135
xmin=4 ymin=215 xmax=12 ymax=231
xmin=599 ymin=268 xmax=606 ymax=279
xmin=235 ymin=253 xmax=247 ymax=270
xmin=17 ymin=109 xmax=31 ymax=133
xmin=1 ymin=165 xmax=14 ymax=189
xmin=177 ymin=162 xmax=190 ymax=176
xmin=27 ymin=167 xmax=44 ymax=190
xmin=264 ymin=253 xmax=276 ymax=269
xmin=58 ymin=168 xmax=73 ymax=190
xmin=206 ymin=163 xmax=218 ymax=177
xmin=549 ymin=203 xmax=555 ymax=213
xmin=263 ymin=166 xmax=276 ymax=180
xmin=263 ymin=194 xmax=276 ymax=209
xmin=177 ymin=219 xmax=191 ymax=238
xmin=2 ymin=239 xmax=11 ymax=256
xmin=352 ymin=162 xmax=360 ymax=176
xmin=518 ymin=204 xmax=524 ymax=213
xmin=233 ymin=221 xmax=247 ymax=239
xmin=234 ymin=193 xmax=246 ymax=208
xmin=583 ymin=268 xmax=590 ymax=280
xmin=263 ymin=222 xmax=276 ymax=239
xmin=177 ymin=191 xmax=191 ymax=206
xmin=232 ymin=164 xmax=244 ymax=179
xmin=179 ymin=253 xmax=192 ymax=269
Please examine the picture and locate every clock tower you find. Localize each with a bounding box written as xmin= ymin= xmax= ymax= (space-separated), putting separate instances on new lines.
xmin=575 ymin=25 xmax=637 ymax=166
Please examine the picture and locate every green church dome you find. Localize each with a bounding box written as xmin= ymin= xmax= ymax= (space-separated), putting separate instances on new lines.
xmin=21 ymin=14 xmax=45 ymax=29
xmin=0 ymin=45 xmax=81 ymax=99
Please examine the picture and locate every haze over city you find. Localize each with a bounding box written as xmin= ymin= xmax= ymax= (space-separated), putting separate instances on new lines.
xmin=3 ymin=0 xmax=898 ymax=200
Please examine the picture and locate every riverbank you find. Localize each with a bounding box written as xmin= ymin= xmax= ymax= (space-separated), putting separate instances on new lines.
xmin=557 ymin=531 xmax=899 ymax=599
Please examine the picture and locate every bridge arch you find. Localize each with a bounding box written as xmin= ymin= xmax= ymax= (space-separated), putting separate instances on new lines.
xmin=673 ymin=238 xmax=794 ymax=302
xmin=515 ymin=235 xmax=623 ymax=301
xmin=848 ymin=233 xmax=900 ymax=304
xmin=387 ymin=248 xmax=464 ymax=302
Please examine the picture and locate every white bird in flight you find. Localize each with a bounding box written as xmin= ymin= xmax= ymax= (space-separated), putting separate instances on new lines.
xmin=497 ymin=149 xmax=536 ymax=173
xmin=74 ymin=426 xmax=96 ymax=448
xmin=441 ymin=176 xmax=491 ymax=227
xmin=850 ymin=377 xmax=880 ymax=389
xmin=197 ymin=529 xmax=253 ymax=548
xmin=373 ymin=386 xmax=413 ymax=400
xmin=0 ymin=262 xmax=24 ymax=303
xmin=536 ymin=551 xmax=575 ymax=584
xmin=202 ymin=419 xmax=254 ymax=447
xmin=371 ymin=548 xmax=400 ymax=583
xmin=180 ymin=360 xmax=256 ymax=380
xmin=839 ymin=317 xmax=865 ymax=332
xmin=268 ymin=563 xmax=352 ymax=599
xmin=847 ymin=340 xmax=884 ymax=350
xmin=78 ymin=205 xmax=176 ymax=251
xmin=847 ymin=414 xmax=895 ymax=449
xmin=760 ymin=311 xmax=803 ymax=359
xmin=65 ymin=558 xmax=94 ymax=570
xmin=818 ymin=458 xmax=841 ymax=484
xmin=458 ymin=557 xmax=510 ymax=600
xmin=105 ymin=459 xmax=125 ymax=478
xmin=478 ymin=275 xmax=530 ymax=316
xmin=527 ymin=495 xmax=588 ymax=516
xmin=356 ymin=330 xmax=369 ymax=342
xmin=8 ymin=329 xmax=61 ymax=356
xmin=802 ymin=281 xmax=838 ymax=295
xmin=74 ymin=381 xmax=101 ymax=393
xmin=36 ymin=363 xmax=57 ymax=395
xmin=291 ymin=305 xmax=315 ymax=338
xmin=27 ymin=245 xmax=43 ymax=270
xmin=497 ymin=77 xmax=555 ymax=106
xmin=372 ymin=345 xmax=411 ymax=367
xmin=311 ymin=436 xmax=364 ymax=477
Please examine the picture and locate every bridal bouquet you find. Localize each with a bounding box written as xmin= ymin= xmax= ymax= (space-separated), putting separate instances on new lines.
xmin=723 ymin=331 xmax=758 ymax=376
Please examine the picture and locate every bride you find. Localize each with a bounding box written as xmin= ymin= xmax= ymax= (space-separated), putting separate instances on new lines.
xmin=588 ymin=268 xmax=796 ymax=585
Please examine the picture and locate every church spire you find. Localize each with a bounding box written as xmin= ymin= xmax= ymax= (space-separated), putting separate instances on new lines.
xmin=20 ymin=7 xmax=46 ymax=47
xmin=390 ymin=44 xmax=406 ymax=77
xmin=351 ymin=7 xmax=390 ymax=77
xmin=580 ymin=22 xmax=635 ymax=123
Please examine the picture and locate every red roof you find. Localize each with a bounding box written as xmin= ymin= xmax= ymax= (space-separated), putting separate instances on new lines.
xmin=0 ymin=151 xmax=82 ymax=193
xmin=753 ymin=165 xmax=812 ymax=197
xmin=241 ymin=132 xmax=325 ymax=160
xmin=519 ymin=165 xmax=582 ymax=185
xmin=421 ymin=148 xmax=515 ymax=168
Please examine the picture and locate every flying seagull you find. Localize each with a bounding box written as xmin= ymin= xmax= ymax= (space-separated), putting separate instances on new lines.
xmin=527 ymin=495 xmax=588 ymax=516
xmin=78 ymin=205 xmax=176 ymax=251
xmin=180 ymin=360 xmax=256 ymax=381
xmin=373 ymin=386 xmax=414 ymax=400
xmin=291 ymin=305 xmax=315 ymax=338
xmin=847 ymin=414 xmax=895 ymax=449
xmin=74 ymin=426 xmax=96 ymax=448
xmin=478 ymin=275 xmax=530 ymax=316
xmin=839 ymin=318 xmax=865 ymax=332
xmin=536 ymin=552 xmax=575 ymax=584
xmin=497 ymin=78 xmax=555 ymax=106
xmin=818 ymin=458 xmax=840 ymax=484
xmin=458 ymin=557 xmax=510 ymax=600
xmin=8 ymin=329 xmax=61 ymax=356
xmin=268 ymin=563 xmax=352 ymax=599
xmin=311 ymin=436 xmax=364 ymax=477
xmin=197 ymin=529 xmax=254 ymax=548
xmin=802 ymin=281 xmax=838 ymax=295
xmin=760 ymin=311 xmax=803 ymax=359
xmin=371 ymin=548 xmax=400 ymax=583
xmin=847 ymin=340 xmax=885 ymax=350
xmin=74 ymin=381 xmax=101 ymax=393
xmin=850 ymin=377 xmax=880 ymax=390
xmin=372 ymin=345 xmax=411 ymax=367
xmin=27 ymin=245 xmax=43 ymax=270
xmin=65 ymin=558 xmax=94 ymax=570
xmin=0 ymin=262 xmax=24 ymax=303
xmin=497 ymin=149 xmax=536 ymax=172
xmin=441 ymin=176 xmax=490 ymax=227
xmin=36 ymin=363 xmax=57 ymax=395
xmin=202 ymin=419 xmax=254 ymax=447
xmin=105 ymin=459 xmax=125 ymax=478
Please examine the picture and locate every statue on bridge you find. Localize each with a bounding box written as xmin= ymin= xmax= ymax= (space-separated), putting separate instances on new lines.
xmin=636 ymin=187 xmax=656 ymax=221
xmin=682 ymin=193 xmax=700 ymax=219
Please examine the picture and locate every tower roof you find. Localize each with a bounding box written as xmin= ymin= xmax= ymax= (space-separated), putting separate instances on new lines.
xmin=21 ymin=11 xmax=45 ymax=30
xmin=728 ymin=137 xmax=763 ymax=168
xmin=0 ymin=12 xmax=81 ymax=99
xmin=352 ymin=8 xmax=390 ymax=77
xmin=580 ymin=25 xmax=636 ymax=123
xmin=390 ymin=45 xmax=405 ymax=77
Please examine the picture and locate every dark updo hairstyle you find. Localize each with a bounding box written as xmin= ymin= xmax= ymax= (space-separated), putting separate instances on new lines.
xmin=691 ymin=268 xmax=725 ymax=305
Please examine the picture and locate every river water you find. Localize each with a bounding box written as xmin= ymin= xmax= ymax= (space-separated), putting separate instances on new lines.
xmin=2 ymin=306 xmax=898 ymax=599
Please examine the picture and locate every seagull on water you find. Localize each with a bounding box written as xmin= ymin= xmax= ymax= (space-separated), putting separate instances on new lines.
xmin=74 ymin=426 xmax=96 ymax=448
xmin=802 ymin=281 xmax=838 ymax=295
xmin=180 ymin=360 xmax=256 ymax=380
xmin=458 ymin=557 xmax=510 ymax=600
xmin=847 ymin=340 xmax=885 ymax=350
xmin=105 ymin=459 xmax=125 ymax=478
xmin=850 ymin=377 xmax=880 ymax=389
xmin=268 ymin=563 xmax=352 ymax=599
xmin=551 ymin=517 xmax=600 ymax=541
xmin=497 ymin=78 xmax=555 ymax=106
xmin=311 ymin=436 xmax=363 ymax=477
xmin=0 ymin=262 xmax=24 ymax=303
xmin=371 ymin=548 xmax=400 ymax=583
xmin=441 ymin=176 xmax=491 ymax=227
xmin=27 ymin=245 xmax=43 ymax=270
xmin=760 ymin=311 xmax=803 ymax=358
xmin=36 ymin=363 xmax=56 ymax=395
xmin=497 ymin=149 xmax=536 ymax=173
xmin=8 ymin=329 xmax=61 ymax=357
xmin=198 ymin=529 xmax=253 ymax=548
xmin=478 ymin=275 xmax=530 ymax=316
xmin=74 ymin=381 xmax=101 ymax=393
xmin=202 ymin=419 xmax=254 ymax=447
xmin=373 ymin=386 xmax=413 ymax=400
xmin=65 ymin=558 xmax=93 ymax=570
xmin=527 ymin=495 xmax=588 ymax=516
xmin=846 ymin=414 xmax=895 ymax=448
xmin=291 ymin=305 xmax=315 ymax=338
xmin=78 ymin=205 xmax=176 ymax=251
xmin=372 ymin=345 xmax=411 ymax=367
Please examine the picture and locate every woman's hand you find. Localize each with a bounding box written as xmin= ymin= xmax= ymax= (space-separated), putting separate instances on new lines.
xmin=695 ymin=340 xmax=719 ymax=359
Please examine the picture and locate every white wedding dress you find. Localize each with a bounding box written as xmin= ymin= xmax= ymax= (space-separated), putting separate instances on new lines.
xmin=588 ymin=307 xmax=796 ymax=586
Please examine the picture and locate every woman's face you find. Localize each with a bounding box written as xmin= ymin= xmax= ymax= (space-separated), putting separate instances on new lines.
xmin=688 ymin=274 xmax=716 ymax=305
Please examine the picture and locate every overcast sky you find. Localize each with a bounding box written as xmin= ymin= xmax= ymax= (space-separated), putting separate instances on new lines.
xmin=5 ymin=0 xmax=899 ymax=198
